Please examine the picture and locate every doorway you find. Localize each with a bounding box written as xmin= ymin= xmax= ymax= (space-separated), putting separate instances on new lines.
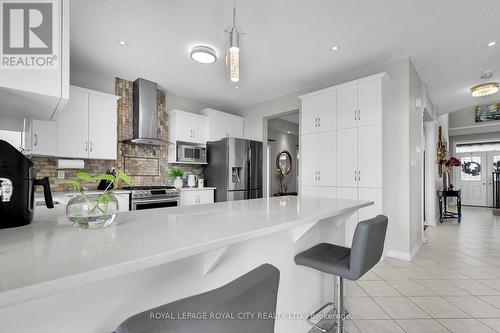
xmin=455 ymin=141 xmax=500 ymax=207
xmin=265 ymin=111 xmax=299 ymax=197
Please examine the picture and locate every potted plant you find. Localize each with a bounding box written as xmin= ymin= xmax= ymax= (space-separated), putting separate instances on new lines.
xmin=169 ymin=168 xmax=185 ymax=189
xmin=439 ymin=157 xmax=461 ymax=190
xmin=65 ymin=171 xmax=131 ymax=229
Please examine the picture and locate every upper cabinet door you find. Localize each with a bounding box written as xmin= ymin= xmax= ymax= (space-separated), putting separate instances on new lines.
xmin=358 ymin=79 xmax=382 ymax=127
xmin=56 ymin=88 xmax=89 ymax=158
xmin=337 ymin=85 xmax=358 ymax=130
xmin=191 ymin=115 xmax=208 ymax=143
xmin=358 ymin=124 xmax=382 ymax=188
xmin=318 ymin=91 xmax=337 ymax=132
xmin=173 ymin=113 xmax=194 ymax=142
xmin=88 ymin=94 xmax=118 ymax=160
xmin=301 ymin=96 xmax=318 ymax=135
xmin=29 ymin=120 xmax=57 ymax=156
xmin=301 ymin=133 xmax=318 ymax=186
xmin=336 ymin=127 xmax=358 ymax=187
xmin=317 ymin=131 xmax=336 ymax=186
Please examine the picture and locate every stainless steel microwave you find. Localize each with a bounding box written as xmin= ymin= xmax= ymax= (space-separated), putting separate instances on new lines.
xmin=177 ymin=142 xmax=207 ymax=163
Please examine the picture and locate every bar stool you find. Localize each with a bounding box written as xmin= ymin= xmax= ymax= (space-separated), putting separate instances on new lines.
xmin=114 ymin=264 xmax=280 ymax=333
xmin=294 ymin=215 xmax=388 ymax=333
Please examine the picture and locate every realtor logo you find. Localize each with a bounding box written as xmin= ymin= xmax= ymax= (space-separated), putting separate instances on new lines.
xmin=1 ymin=1 xmax=58 ymax=69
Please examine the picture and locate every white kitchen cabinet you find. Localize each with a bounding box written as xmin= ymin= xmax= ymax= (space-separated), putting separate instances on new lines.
xmin=301 ymin=185 xmax=318 ymax=197
xmin=56 ymin=88 xmax=89 ymax=158
xmin=88 ymin=94 xmax=118 ymax=159
xmin=358 ymin=124 xmax=382 ymax=188
xmin=336 ymin=128 xmax=358 ymax=187
xmin=0 ymin=0 xmax=69 ymax=121
xmin=25 ymin=120 xmax=57 ymax=156
xmin=300 ymin=91 xmax=337 ymax=136
xmin=301 ymin=96 xmax=318 ymax=135
xmin=114 ymin=192 xmax=131 ymax=212
xmin=299 ymin=73 xmax=390 ymax=246
xmin=318 ymin=91 xmax=337 ymax=131
xmin=358 ymin=188 xmax=382 ymax=221
xmin=180 ymin=189 xmax=215 ymax=206
xmin=300 ymin=133 xmax=318 ymax=186
xmin=337 ymin=85 xmax=358 ymax=130
xmin=201 ymin=108 xmax=244 ymax=141
xmin=56 ymin=86 xmax=119 ymax=159
xmin=318 ymin=186 xmax=337 ymax=198
xmin=358 ymin=79 xmax=382 ymax=127
xmin=337 ymin=76 xmax=383 ymax=129
xmin=168 ymin=110 xmax=208 ymax=144
xmin=317 ymin=131 xmax=337 ymax=186
xmin=338 ymin=187 xmax=359 ymax=246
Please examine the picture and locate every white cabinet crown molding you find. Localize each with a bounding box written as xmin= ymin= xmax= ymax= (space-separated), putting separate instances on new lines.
xmin=298 ymin=72 xmax=390 ymax=100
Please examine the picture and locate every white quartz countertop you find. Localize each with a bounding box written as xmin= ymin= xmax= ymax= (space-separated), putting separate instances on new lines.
xmin=0 ymin=197 xmax=372 ymax=308
xmin=179 ymin=187 xmax=216 ymax=191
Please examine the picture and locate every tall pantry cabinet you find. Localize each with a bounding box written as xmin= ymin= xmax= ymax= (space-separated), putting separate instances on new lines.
xmin=299 ymin=73 xmax=391 ymax=246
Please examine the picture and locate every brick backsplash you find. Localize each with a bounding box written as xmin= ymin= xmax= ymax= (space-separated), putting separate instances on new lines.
xmin=33 ymin=78 xmax=203 ymax=192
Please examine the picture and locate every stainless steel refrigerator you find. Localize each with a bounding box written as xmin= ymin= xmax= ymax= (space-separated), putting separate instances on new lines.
xmin=204 ymin=138 xmax=263 ymax=202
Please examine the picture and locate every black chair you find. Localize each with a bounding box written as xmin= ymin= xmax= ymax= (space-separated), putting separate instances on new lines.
xmin=295 ymin=215 xmax=388 ymax=333
xmin=115 ymin=264 xmax=280 ymax=333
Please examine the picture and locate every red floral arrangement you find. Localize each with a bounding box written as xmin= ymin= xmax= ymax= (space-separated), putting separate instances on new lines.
xmin=439 ymin=157 xmax=461 ymax=173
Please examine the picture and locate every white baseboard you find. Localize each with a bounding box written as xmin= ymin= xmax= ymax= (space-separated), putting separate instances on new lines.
xmin=385 ymin=249 xmax=412 ymax=261
xmin=384 ymin=239 xmax=424 ymax=262
xmin=410 ymin=238 xmax=424 ymax=259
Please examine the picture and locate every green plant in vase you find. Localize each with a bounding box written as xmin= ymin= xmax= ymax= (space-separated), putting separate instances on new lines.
xmin=65 ymin=171 xmax=131 ymax=229
xmin=169 ymin=168 xmax=185 ymax=189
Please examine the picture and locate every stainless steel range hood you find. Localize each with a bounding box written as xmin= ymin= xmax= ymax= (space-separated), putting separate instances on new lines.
xmin=123 ymin=78 xmax=173 ymax=146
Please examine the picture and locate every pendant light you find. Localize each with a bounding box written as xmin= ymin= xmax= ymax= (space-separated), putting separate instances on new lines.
xmin=226 ymin=1 xmax=241 ymax=83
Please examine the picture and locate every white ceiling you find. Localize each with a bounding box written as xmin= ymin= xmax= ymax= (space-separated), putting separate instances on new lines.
xmin=70 ymin=0 xmax=500 ymax=114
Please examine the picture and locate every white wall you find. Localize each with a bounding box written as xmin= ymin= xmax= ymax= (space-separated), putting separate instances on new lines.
xmin=70 ymin=65 xmax=221 ymax=114
xmin=448 ymin=104 xmax=500 ymax=136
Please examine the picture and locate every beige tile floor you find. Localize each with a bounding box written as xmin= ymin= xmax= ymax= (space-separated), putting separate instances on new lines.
xmin=310 ymin=207 xmax=500 ymax=332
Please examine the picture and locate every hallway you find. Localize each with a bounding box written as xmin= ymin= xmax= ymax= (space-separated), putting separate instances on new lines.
xmin=339 ymin=207 xmax=500 ymax=332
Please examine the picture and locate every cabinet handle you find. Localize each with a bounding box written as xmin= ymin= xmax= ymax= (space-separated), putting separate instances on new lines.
xmin=318 ymin=170 xmax=321 ymax=181
xmin=355 ymin=170 xmax=357 ymax=181
xmin=90 ymin=141 xmax=93 ymax=152
xmin=358 ymin=170 xmax=361 ymax=181
xmin=314 ymin=118 xmax=318 ymax=128
xmin=34 ymin=133 xmax=38 ymax=146
xmin=357 ymin=109 xmax=361 ymax=120
xmin=354 ymin=110 xmax=357 ymax=120
xmin=85 ymin=141 xmax=88 ymax=152
xmin=318 ymin=117 xmax=321 ymax=127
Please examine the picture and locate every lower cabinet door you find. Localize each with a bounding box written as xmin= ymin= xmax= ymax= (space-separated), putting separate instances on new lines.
xmin=115 ymin=193 xmax=130 ymax=212
xmin=301 ymin=185 xmax=318 ymax=197
xmin=180 ymin=191 xmax=198 ymax=206
xmin=358 ymin=187 xmax=382 ymax=221
xmin=337 ymin=187 xmax=358 ymax=247
xmin=318 ymin=186 xmax=337 ymax=198
xmin=198 ymin=190 xmax=214 ymax=204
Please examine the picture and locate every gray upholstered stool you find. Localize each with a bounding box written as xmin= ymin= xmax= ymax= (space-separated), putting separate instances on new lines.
xmin=295 ymin=215 xmax=388 ymax=333
xmin=114 ymin=264 xmax=280 ymax=333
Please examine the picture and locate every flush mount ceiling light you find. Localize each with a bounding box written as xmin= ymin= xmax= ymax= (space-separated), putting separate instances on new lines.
xmin=118 ymin=40 xmax=128 ymax=46
xmin=225 ymin=1 xmax=243 ymax=83
xmin=331 ymin=45 xmax=340 ymax=51
xmin=190 ymin=46 xmax=217 ymax=64
xmin=488 ymin=41 xmax=497 ymax=47
xmin=471 ymin=82 xmax=499 ymax=97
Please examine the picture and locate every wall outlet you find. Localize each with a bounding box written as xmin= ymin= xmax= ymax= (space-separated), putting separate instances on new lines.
xmin=58 ymin=170 xmax=65 ymax=179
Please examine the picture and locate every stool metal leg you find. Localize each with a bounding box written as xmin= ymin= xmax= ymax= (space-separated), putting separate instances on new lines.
xmin=334 ymin=276 xmax=344 ymax=333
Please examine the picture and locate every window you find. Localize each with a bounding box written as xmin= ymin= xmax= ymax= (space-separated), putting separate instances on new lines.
xmin=460 ymin=156 xmax=482 ymax=181
xmin=456 ymin=142 xmax=500 ymax=153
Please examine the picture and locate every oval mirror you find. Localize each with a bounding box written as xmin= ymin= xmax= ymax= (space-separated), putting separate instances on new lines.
xmin=276 ymin=151 xmax=292 ymax=176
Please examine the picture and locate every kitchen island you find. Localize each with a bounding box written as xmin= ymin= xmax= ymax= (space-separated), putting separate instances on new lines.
xmin=0 ymin=196 xmax=372 ymax=333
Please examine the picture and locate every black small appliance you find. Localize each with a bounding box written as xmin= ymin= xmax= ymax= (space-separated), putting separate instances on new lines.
xmin=0 ymin=140 xmax=54 ymax=229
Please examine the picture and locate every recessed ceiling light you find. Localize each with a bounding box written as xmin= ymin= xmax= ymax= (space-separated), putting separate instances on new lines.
xmin=287 ymin=131 xmax=291 ymax=134
xmin=488 ymin=41 xmax=496 ymax=47
xmin=118 ymin=40 xmax=128 ymax=46
xmin=471 ymin=82 xmax=499 ymax=97
xmin=331 ymin=45 xmax=339 ymax=51
xmin=190 ymin=46 xmax=217 ymax=64
xmin=235 ymin=85 xmax=239 ymax=89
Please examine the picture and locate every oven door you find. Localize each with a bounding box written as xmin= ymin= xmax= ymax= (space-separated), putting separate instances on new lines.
xmin=131 ymin=197 xmax=179 ymax=211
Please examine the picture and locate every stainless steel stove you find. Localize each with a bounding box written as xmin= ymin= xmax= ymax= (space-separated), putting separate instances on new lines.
xmin=123 ymin=186 xmax=180 ymax=211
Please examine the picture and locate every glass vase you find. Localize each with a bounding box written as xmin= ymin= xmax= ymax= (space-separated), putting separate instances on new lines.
xmin=66 ymin=193 xmax=119 ymax=229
